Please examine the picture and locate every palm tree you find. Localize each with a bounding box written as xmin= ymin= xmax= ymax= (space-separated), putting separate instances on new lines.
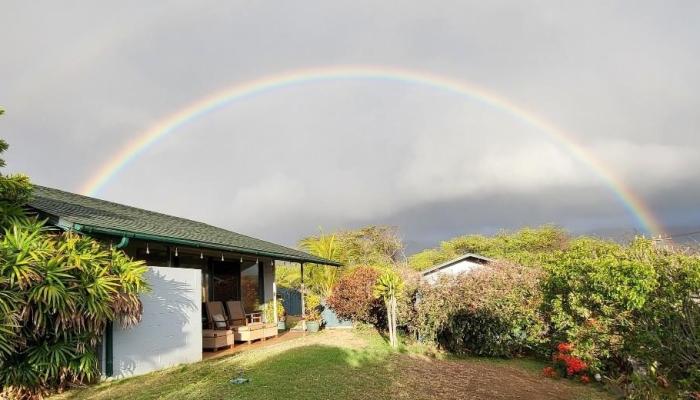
xmin=299 ymin=232 xmax=342 ymax=298
xmin=374 ymin=270 xmax=403 ymax=348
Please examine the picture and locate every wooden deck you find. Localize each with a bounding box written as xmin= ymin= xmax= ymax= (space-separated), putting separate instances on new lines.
xmin=202 ymin=330 xmax=307 ymax=360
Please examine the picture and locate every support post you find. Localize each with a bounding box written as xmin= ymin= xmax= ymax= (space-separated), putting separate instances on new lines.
xmin=272 ymin=261 xmax=278 ymax=324
xmin=300 ymin=262 xmax=306 ymax=332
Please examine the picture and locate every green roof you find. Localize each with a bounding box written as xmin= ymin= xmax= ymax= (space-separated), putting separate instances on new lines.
xmin=27 ymin=185 xmax=340 ymax=266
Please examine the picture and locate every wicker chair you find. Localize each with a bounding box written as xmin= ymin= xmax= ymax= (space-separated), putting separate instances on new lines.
xmin=225 ymin=301 xmax=265 ymax=344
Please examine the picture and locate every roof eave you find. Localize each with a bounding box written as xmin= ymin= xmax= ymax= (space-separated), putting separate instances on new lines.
xmin=61 ymin=222 xmax=341 ymax=267
xmin=421 ymin=253 xmax=492 ymax=276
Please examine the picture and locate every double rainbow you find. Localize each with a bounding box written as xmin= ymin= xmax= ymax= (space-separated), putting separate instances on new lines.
xmin=79 ymin=65 xmax=664 ymax=236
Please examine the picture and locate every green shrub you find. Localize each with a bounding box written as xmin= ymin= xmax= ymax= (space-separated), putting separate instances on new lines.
xmin=411 ymin=262 xmax=547 ymax=357
xmin=627 ymin=245 xmax=700 ymax=394
xmin=541 ymin=237 xmax=658 ymax=372
xmin=541 ymin=237 xmax=700 ymax=396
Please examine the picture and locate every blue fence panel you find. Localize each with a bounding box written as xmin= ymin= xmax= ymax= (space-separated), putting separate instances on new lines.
xmin=278 ymin=287 xmax=302 ymax=315
xmin=321 ymin=300 xmax=352 ymax=328
xmin=277 ymin=287 xmax=351 ymax=327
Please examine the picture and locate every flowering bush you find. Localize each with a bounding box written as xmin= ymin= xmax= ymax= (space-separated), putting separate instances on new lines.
xmin=549 ymin=342 xmax=590 ymax=382
xmin=326 ymin=266 xmax=385 ymax=326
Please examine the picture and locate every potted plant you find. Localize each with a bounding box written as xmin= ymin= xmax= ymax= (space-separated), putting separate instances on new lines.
xmin=260 ymin=300 xmax=287 ymax=331
xmin=305 ymin=294 xmax=322 ymax=333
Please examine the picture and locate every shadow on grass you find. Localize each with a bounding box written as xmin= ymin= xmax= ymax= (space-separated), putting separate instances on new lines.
xmin=57 ymin=343 xmax=393 ymax=400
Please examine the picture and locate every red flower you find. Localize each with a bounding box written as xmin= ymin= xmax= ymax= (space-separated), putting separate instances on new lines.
xmin=543 ymin=367 xmax=558 ymax=378
xmin=580 ymin=375 xmax=591 ymax=384
xmin=563 ymin=356 xmax=587 ymax=376
xmin=557 ymin=342 xmax=573 ymax=353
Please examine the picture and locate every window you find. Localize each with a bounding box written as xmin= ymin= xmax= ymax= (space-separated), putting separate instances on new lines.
xmin=241 ymin=261 xmax=261 ymax=311
xmin=211 ymin=261 xmax=240 ymax=302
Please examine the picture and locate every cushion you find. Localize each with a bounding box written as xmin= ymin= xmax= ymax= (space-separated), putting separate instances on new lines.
xmin=212 ymin=313 xmax=227 ymax=328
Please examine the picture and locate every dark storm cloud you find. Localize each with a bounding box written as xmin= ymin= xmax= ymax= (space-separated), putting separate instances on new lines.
xmin=1 ymin=1 xmax=699 ymax=251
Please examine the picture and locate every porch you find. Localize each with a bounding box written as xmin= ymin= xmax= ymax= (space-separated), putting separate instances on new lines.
xmin=120 ymin=240 xmax=326 ymax=358
xmin=202 ymin=330 xmax=307 ymax=360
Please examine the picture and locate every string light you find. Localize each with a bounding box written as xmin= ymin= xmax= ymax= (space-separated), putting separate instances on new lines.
xmin=255 ymin=258 xmax=259 ymax=265
xmin=240 ymin=256 xmax=243 ymax=263
xmin=221 ymin=253 xmax=225 ymax=261
xmin=200 ymin=251 xmax=204 ymax=259
xmin=174 ymin=247 xmax=178 ymax=257
xmin=146 ymin=243 xmax=150 ymax=255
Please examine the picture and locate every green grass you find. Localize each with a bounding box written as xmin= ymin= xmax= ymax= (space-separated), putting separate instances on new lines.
xmin=54 ymin=330 xmax=616 ymax=400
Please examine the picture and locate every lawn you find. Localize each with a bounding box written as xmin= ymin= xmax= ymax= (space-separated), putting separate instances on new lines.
xmin=55 ymin=330 xmax=616 ymax=400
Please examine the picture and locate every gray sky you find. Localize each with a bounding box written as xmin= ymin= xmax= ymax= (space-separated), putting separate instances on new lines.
xmin=2 ymin=1 xmax=699 ymax=252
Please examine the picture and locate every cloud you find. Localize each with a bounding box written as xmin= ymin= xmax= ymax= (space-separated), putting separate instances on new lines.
xmin=1 ymin=1 xmax=699 ymax=249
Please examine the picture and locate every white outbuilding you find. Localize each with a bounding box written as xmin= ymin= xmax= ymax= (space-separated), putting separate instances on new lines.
xmin=421 ymin=253 xmax=491 ymax=283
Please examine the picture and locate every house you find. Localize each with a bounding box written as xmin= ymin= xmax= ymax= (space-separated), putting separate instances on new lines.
xmin=27 ymin=185 xmax=340 ymax=378
xmin=421 ymin=253 xmax=491 ymax=283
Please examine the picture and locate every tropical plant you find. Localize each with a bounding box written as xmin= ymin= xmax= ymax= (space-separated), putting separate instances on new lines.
xmin=0 ymin=136 xmax=150 ymax=399
xmin=299 ymin=231 xmax=342 ymax=298
xmin=374 ymin=270 xmax=403 ymax=348
xmin=0 ymin=221 xmax=150 ymax=399
xmin=276 ymin=297 xmax=286 ymax=321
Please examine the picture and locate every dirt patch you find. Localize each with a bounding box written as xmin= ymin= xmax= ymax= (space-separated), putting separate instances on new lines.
xmin=389 ymin=355 xmax=610 ymax=400
xmin=310 ymin=329 xmax=368 ymax=349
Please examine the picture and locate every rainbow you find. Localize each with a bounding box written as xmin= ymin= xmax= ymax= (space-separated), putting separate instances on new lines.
xmin=79 ymin=65 xmax=665 ymax=236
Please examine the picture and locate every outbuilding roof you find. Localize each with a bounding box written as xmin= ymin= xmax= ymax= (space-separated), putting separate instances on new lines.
xmin=420 ymin=253 xmax=492 ymax=276
xmin=27 ymin=185 xmax=340 ymax=266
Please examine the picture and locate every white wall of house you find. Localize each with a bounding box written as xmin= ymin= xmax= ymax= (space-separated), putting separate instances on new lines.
xmin=111 ymin=266 xmax=202 ymax=378
xmin=423 ymin=259 xmax=485 ymax=284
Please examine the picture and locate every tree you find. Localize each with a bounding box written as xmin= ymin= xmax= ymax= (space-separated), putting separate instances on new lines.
xmin=279 ymin=225 xmax=406 ymax=297
xmin=338 ymin=226 xmax=405 ymax=267
xmin=409 ymin=225 xmax=569 ymax=270
xmin=300 ymin=225 xmax=404 ymax=267
xmin=0 ymin=110 xmax=33 ymax=227
xmin=374 ymin=270 xmax=403 ymax=348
